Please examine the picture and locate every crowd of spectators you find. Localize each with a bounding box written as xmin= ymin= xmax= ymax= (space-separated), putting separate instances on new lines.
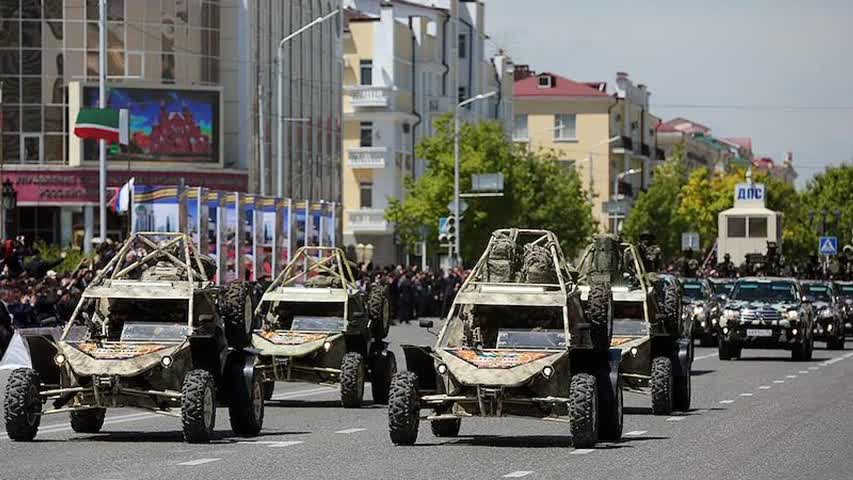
xmin=356 ymin=264 xmax=468 ymax=323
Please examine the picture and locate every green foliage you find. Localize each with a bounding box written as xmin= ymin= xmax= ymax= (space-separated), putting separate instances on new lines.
xmin=386 ymin=115 xmax=596 ymax=263
xmin=32 ymin=240 xmax=91 ymax=274
xmin=786 ymin=165 xmax=853 ymax=259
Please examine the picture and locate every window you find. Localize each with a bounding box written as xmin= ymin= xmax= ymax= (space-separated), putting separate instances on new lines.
xmin=538 ymin=75 xmax=553 ymax=88
xmin=359 ymin=121 xmax=373 ymax=147
xmin=513 ymin=114 xmax=528 ymax=141
xmin=359 ymin=59 xmax=372 ymax=86
xmin=458 ymin=33 xmax=467 ymax=59
xmin=554 ymin=114 xmax=576 ymax=141
xmin=748 ymin=217 xmax=768 ymax=237
xmin=727 ymin=217 xmax=746 ymax=238
xmin=359 ymin=183 xmax=373 ymax=208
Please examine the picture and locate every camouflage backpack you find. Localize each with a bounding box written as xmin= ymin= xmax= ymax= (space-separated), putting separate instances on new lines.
xmin=522 ymin=243 xmax=556 ymax=284
xmin=486 ymin=232 xmax=517 ymax=283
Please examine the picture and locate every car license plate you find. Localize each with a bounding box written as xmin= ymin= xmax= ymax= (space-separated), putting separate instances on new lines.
xmin=747 ymin=329 xmax=773 ymax=337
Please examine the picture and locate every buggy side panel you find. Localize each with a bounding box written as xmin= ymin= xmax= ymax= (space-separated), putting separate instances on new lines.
xmin=400 ymin=344 xmax=437 ymax=391
xmin=24 ymin=333 xmax=60 ymax=386
xmin=223 ymin=349 xmax=259 ymax=406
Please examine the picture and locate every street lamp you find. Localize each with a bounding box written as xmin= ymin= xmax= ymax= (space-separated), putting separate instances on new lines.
xmin=276 ymin=9 xmax=340 ymax=198
xmin=613 ymin=168 xmax=642 ymax=200
xmin=453 ymin=91 xmax=496 ymax=266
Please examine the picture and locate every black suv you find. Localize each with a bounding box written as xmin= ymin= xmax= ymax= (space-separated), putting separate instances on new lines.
xmin=837 ymin=281 xmax=853 ymax=335
xmin=718 ymin=277 xmax=815 ymax=361
xmin=683 ymin=278 xmax=722 ymax=347
xmin=802 ymin=281 xmax=845 ymax=350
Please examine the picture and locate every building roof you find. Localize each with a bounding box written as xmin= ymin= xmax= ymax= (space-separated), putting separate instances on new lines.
xmin=721 ymin=137 xmax=753 ymax=153
xmin=514 ymin=72 xmax=610 ymax=98
xmin=657 ymin=117 xmax=711 ymax=135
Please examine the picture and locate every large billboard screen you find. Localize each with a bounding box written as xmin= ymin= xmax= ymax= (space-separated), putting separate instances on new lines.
xmin=83 ymin=86 xmax=220 ymax=164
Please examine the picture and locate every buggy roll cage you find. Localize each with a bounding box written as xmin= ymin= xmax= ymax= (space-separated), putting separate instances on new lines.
xmin=60 ymin=232 xmax=209 ymax=341
xmin=576 ymin=240 xmax=652 ymax=325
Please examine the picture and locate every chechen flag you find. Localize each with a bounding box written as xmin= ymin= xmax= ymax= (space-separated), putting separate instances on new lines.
xmin=74 ymin=107 xmax=129 ymax=145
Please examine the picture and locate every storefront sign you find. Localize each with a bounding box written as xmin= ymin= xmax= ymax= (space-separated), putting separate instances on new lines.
xmin=734 ymin=183 xmax=766 ymax=208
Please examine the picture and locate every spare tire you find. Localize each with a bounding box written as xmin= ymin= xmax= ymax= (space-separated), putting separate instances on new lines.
xmin=657 ymin=277 xmax=682 ymax=337
xmin=586 ymin=282 xmax=613 ymax=351
xmin=367 ymin=285 xmax=391 ymax=340
xmin=219 ymin=281 xmax=254 ymax=348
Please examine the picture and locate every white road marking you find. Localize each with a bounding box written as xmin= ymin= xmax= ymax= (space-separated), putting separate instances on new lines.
xmin=719 ymin=400 xmax=734 ymax=404
xmin=798 ymin=370 xmax=809 ymax=374
xmin=623 ymin=430 xmax=647 ymax=437
xmin=758 ymin=386 xmax=771 ymax=390
xmin=270 ymin=386 xmax=338 ymax=400
xmin=666 ymin=416 xmax=685 ymax=422
xmin=238 ymin=440 xmax=305 ymax=448
xmin=503 ymin=471 xmax=533 ymax=478
xmin=178 ymin=458 xmax=221 ymax=466
xmin=820 ymin=351 xmax=853 ymax=366
xmin=570 ymin=449 xmax=595 ymax=455
xmin=773 ymin=380 xmax=785 ymax=384
xmin=335 ymin=428 xmax=366 ymax=434
xmin=786 ymin=375 xmax=797 ymax=379
xmin=739 ymin=393 xmax=753 ymax=397
xmin=694 ymin=352 xmax=718 ymax=361
xmin=268 ymin=441 xmax=305 ymax=448
xmin=808 ymin=366 xmax=820 ymax=370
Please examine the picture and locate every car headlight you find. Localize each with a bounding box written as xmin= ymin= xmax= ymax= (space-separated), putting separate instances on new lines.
xmin=541 ymin=366 xmax=554 ymax=379
xmin=786 ymin=310 xmax=799 ymax=321
xmin=437 ymin=364 xmax=448 ymax=375
xmin=693 ymin=306 xmax=704 ymax=316
xmin=820 ymin=309 xmax=834 ymax=318
xmin=160 ymin=355 xmax=173 ymax=368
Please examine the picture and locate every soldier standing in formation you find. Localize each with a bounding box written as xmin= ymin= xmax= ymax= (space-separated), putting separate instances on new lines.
xmin=715 ymin=253 xmax=736 ymax=278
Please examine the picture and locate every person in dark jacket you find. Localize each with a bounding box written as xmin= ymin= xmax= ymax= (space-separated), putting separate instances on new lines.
xmin=397 ymin=273 xmax=415 ymax=324
xmin=0 ymin=301 xmax=14 ymax=359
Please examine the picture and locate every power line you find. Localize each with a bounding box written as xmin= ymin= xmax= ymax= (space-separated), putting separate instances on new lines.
xmin=655 ymin=104 xmax=853 ymax=112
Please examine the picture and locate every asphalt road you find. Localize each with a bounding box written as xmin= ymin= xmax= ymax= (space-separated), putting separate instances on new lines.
xmin=3 ymin=322 xmax=853 ymax=480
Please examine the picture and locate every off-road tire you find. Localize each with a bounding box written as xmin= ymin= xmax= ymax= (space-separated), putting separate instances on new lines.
xmin=370 ymin=350 xmax=397 ymax=405
xmin=181 ymin=370 xmax=217 ymax=443
xmin=70 ymin=409 xmax=106 ymax=434
xmin=262 ymin=381 xmax=275 ymax=401
xmin=368 ymin=286 xmax=391 ymax=340
xmin=673 ymin=356 xmax=691 ymax=412
xmin=3 ymin=368 xmax=42 ymax=441
xmin=718 ymin=339 xmax=734 ymax=360
xmin=340 ymin=352 xmax=366 ymax=408
xmin=569 ymin=373 xmax=598 ymax=448
xmin=597 ymin=370 xmax=623 ymax=442
xmin=658 ymin=279 xmax=682 ymax=336
xmin=587 ymin=282 xmax=613 ymax=352
xmin=219 ymin=280 xmax=254 ymax=348
xmin=229 ymin=370 xmax=265 ymax=437
xmin=650 ymin=356 xmax=674 ymax=415
xmin=388 ymin=371 xmax=420 ymax=445
xmin=430 ymin=418 xmax=461 ymax=437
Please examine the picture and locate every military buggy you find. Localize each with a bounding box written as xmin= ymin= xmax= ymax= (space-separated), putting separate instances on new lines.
xmin=252 ymin=246 xmax=395 ymax=407
xmin=577 ymin=235 xmax=692 ymax=415
xmin=2 ymin=232 xmax=264 ymax=443
xmin=387 ymin=229 xmax=623 ymax=448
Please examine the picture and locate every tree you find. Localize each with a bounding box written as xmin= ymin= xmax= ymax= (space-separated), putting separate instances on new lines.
xmin=622 ymin=145 xmax=689 ymax=260
xmin=785 ymin=165 xmax=853 ymax=260
xmin=386 ymin=116 xmax=595 ymax=264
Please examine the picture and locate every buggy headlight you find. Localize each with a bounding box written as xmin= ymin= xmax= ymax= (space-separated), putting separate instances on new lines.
xmin=160 ymin=356 xmax=173 ymax=368
xmin=437 ymin=363 xmax=448 ymax=375
xmin=541 ymin=366 xmax=554 ymax=379
xmin=630 ymin=347 xmax=638 ymax=356
xmin=786 ymin=310 xmax=799 ymax=321
xmin=54 ymin=353 xmax=66 ymax=366
xmin=323 ymin=341 xmax=332 ymax=352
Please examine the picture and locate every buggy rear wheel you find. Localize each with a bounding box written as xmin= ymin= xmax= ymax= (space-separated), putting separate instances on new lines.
xmin=340 ymin=352 xmax=366 ymax=408
xmin=370 ymin=350 xmax=397 ymax=405
xmin=229 ymin=370 xmax=265 ymax=437
xmin=673 ymin=355 xmax=691 ymax=412
xmin=3 ymin=368 xmax=42 ymax=441
xmin=70 ymin=409 xmax=106 ymax=434
xmin=650 ymin=356 xmax=674 ymax=415
xmin=569 ymin=372 xmax=598 ymax=448
xmin=262 ymin=381 xmax=275 ymax=401
xmin=368 ymin=286 xmax=391 ymax=340
xmin=597 ymin=370 xmax=623 ymax=442
xmin=181 ymin=370 xmax=217 ymax=443
xmin=219 ymin=281 xmax=255 ymax=348
xmin=388 ymin=371 xmax=420 ymax=445
xmin=586 ymin=282 xmax=613 ymax=352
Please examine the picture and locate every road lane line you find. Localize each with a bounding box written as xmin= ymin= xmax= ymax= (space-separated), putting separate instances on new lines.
xmin=758 ymin=386 xmax=771 ymax=390
xmin=178 ymin=458 xmax=221 ymax=466
xmin=786 ymin=375 xmax=797 ymax=379
xmin=503 ymin=471 xmax=533 ymax=478
xmin=798 ymin=370 xmax=809 ymax=374
xmin=719 ymin=400 xmax=734 ymax=404
xmin=773 ymin=380 xmax=785 ymax=384
xmin=335 ymin=428 xmax=366 ymax=434
xmin=820 ymin=351 xmax=853 ymax=366
xmin=808 ymin=366 xmax=820 ymax=370
xmin=270 ymin=386 xmax=338 ymax=400
xmin=623 ymin=430 xmax=647 ymax=437
xmin=694 ymin=353 xmax=718 ymax=361
xmin=570 ymin=449 xmax=594 ymax=455
xmin=666 ymin=416 xmax=685 ymax=422
xmin=739 ymin=393 xmax=753 ymax=397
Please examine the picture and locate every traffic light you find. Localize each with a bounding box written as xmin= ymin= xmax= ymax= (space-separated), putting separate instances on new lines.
xmin=446 ymin=215 xmax=457 ymax=244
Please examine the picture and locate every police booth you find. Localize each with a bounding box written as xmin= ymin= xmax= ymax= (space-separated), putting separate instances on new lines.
xmin=718 ymin=179 xmax=783 ymax=265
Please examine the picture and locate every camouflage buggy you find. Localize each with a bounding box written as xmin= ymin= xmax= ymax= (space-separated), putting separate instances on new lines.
xmin=2 ymin=232 xmax=264 ymax=443
xmin=252 ymin=246 xmax=395 ymax=407
xmin=577 ymin=235 xmax=692 ymax=415
xmin=387 ymin=229 xmax=622 ymax=448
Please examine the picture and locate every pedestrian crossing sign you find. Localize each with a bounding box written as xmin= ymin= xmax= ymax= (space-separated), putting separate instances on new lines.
xmin=819 ymin=236 xmax=838 ymax=256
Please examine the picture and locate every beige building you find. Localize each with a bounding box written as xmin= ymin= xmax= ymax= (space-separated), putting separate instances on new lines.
xmin=340 ymin=0 xmax=513 ymax=266
xmin=513 ymin=68 xmax=661 ymax=232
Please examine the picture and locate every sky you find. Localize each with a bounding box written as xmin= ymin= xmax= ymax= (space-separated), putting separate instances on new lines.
xmin=484 ymin=0 xmax=853 ymax=188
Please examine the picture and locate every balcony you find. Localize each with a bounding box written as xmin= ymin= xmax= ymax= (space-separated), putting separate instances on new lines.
xmin=346 ymin=86 xmax=392 ymax=108
xmin=347 ymin=208 xmax=392 ymax=234
xmin=347 ymin=147 xmax=388 ymax=169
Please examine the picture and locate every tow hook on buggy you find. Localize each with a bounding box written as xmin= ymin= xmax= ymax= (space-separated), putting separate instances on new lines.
xmin=476 ymin=385 xmax=505 ymax=417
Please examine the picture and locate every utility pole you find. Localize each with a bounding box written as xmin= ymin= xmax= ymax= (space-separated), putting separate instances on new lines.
xmin=258 ymin=83 xmax=266 ymax=196
xmin=98 ymin=0 xmax=107 ymax=242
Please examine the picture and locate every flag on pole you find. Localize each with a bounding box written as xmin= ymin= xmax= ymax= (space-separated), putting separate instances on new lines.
xmin=112 ymin=177 xmax=134 ymax=213
xmin=74 ymin=107 xmax=129 ymax=145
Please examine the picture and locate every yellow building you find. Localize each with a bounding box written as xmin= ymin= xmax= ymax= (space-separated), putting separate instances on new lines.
xmin=513 ymin=68 xmax=662 ymax=232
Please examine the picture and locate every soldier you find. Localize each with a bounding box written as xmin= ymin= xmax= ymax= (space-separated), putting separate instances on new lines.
xmin=679 ymin=249 xmax=700 ymax=278
xmin=764 ymin=241 xmax=783 ymax=276
xmin=637 ymin=231 xmax=663 ymax=273
xmin=716 ymin=253 xmax=736 ymax=278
